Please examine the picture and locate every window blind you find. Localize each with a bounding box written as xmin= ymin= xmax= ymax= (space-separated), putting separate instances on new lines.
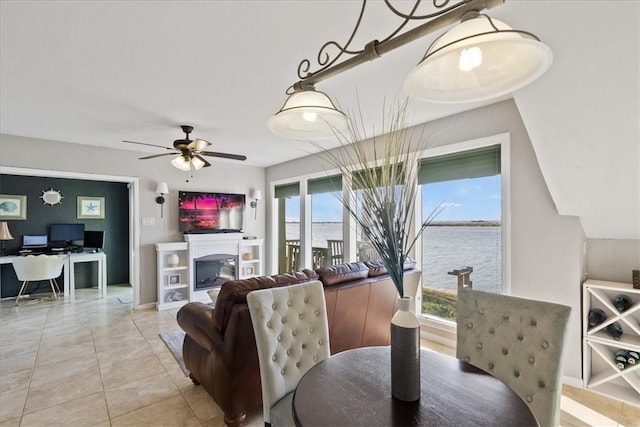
xmin=418 ymin=145 xmax=501 ymax=185
xmin=274 ymin=182 xmax=300 ymax=199
xmin=308 ymin=175 xmax=342 ymax=195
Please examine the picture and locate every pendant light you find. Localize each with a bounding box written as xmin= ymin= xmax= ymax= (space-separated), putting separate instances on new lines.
xmin=268 ymin=88 xmax=348 ymax=140
xmin=404 ymin=12 xmax=553 ymax=103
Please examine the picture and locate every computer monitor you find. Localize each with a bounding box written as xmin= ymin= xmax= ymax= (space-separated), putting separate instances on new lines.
xmin=83 ymin=230 xmax=104 ymax=251
xmin=49 ymin=223 xmax=84 ymax=246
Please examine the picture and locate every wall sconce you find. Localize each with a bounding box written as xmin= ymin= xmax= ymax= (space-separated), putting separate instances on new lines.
xmin=250 ymin=190 xmax=262 ymax=219
xmin=0 ymin=221 xmax=14 ymax=256
xmin=155 ymin=182 xmax=169 ymax=218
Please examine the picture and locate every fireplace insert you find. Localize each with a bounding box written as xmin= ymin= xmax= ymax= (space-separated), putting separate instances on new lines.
xmin=194 ymin=254 xmax=237 ymax=290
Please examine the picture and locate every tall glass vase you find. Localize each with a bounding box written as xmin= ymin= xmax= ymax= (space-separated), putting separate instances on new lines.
xmin=391 ymin=295 xmax=421 ymax=401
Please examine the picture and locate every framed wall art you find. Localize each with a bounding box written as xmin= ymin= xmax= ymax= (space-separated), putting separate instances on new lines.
xmin=0 ymin=194 xmax=27 ymax=220
xmin=77 ymin=196 xmax=105 ymax=219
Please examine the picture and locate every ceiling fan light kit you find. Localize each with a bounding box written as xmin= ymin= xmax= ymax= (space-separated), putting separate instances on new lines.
xmin=124 ymin=124 xmax=247 ymax=178
xmin=269 ymin=0 xmax=553 ymax=139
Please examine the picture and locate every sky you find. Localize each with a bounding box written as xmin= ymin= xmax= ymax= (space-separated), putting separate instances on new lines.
xmin=285 ymin=175 xmax=501 ymax=222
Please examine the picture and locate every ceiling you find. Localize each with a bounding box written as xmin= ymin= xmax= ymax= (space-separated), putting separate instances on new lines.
xmin=1 ymin=1 xmax=638 ymax=240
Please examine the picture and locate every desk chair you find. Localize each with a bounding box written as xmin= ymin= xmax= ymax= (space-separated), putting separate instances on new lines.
xmin=13 ymin=255 xmax=65 ymax=305
xmin=456 ymin=288 xmax=571 ymax=427
xmin=247 ymin=281 xmax=330 ymax=427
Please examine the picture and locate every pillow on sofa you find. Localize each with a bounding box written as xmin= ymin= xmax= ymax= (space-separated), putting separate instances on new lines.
xmin=316 ymin=262 xmax=369 ymax=286
xmin=365 ymin=258 xmax=417 ymax=277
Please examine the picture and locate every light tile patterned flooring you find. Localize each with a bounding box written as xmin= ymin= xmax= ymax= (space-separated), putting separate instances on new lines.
xmin=0 ymin=286 xmax=637 ymax=426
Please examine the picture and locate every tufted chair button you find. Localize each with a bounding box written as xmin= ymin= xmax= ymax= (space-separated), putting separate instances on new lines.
xmin=301 ymin=343 xmax=306 ymax=349
xmin=292 ymin=330 xmax=297 ymax=336
xmin=272 ymin=304 xmax=277 ymax=310
xmin=467 ymin=322 xmax=473 ymax=329
xmin=528 ymin=356 xmax=535 ymax=365
xmin=526 ymin=395 xmax=533 ymax=403
xmin=304 ymin=297 xmax=309 ymax=303
xmin=489 ymin=327 xmax=495 ymax=334
xmin=476 ymin=342 xmax=482 ymax=349
xmin=272 ymin=355 xmax=276 ymax=362
xmin=539 ymin=380 xmax=546 ymax=388
xmin=267 ymin=321 xmax=272 ymax=328
xmin=281 ymin=317 xmax=286 ymax=323
xmin=315 ymin=309 xmax=320 ymax=316
xmin=281 ymin=368 xmax=286 ymax=375
xmin=479 ymin=307 xmax=485 ymax=314
xmin=502 ymin=348 xmax=509 ymax=355
xmin=318 ymin=339 xmax=324 ymax=345
xmin=296 ymin=362 xmax=301 ymax=368
xmin=277 ymin=335 xmax=282 ymax=342
xmin=503 ymin=313 xmax=510 ymax=320
xmin=313 ymin=356 xmax=318 ymax=362
xmin=542 ymin=341 xmax=549 ymax=349
xmin=464 ymin=356 xmax=470 ymax=362
xmin=299 ymin=313 xmax=304 ymax=319
xmin=514 ymin=370 xmax=520 ymax=378
xmin=488 ymin=362 xmax=494 ymax=370
xmin=517 ymin=334 xmax=524 ymax=341
xmin=530 ymin=319 xmax=537 ymax=326
xmin=309 ymin=327 xmax=315 ymax=333
xmin=287 ymin=349 xmax=292 ymax=356
xmin=287 ymin=300 xmax=292 ymax=307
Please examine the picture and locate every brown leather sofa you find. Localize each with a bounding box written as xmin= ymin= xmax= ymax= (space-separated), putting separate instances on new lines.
xmin=176 ymin=261 xmax=421 ymax=426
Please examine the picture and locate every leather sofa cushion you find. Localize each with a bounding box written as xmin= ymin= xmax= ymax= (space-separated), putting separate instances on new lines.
xmin=365 ymin=258 xmax=417 ymax=277
xmin=213 ymin=269 xmax=318 ymax=333
xmin=316 ymin=262 xmax=369 ymax=286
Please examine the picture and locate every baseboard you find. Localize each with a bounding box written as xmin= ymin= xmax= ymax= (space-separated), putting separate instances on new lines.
xmin=134 ymin=302 xmax=156 ymax=310
xmin=562 ymin=376 xmax=584 ymax=389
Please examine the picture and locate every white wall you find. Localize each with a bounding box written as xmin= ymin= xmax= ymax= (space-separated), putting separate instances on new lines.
xmin=0 ymin=134 xmax=266 ymax=305
xmin=587 ymin=239 xmax=640 ymax=284
xmin=266 ymin=99 xmax=586 ymax=382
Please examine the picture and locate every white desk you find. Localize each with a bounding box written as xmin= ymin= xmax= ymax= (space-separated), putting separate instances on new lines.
xmin=0 ymin=252 xmax=107 ymax=301
xmin=68 ymin=252 xmax=107 ymax=301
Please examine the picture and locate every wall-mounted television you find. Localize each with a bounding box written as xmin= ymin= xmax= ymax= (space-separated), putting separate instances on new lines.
xmin=179 ymin=191 xmax=245 ymax=233
xmin=49 ymin=223 xmax=85 ymax=245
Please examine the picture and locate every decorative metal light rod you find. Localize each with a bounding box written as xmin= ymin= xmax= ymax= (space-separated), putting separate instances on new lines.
xmin=292 ymin=0 xmax=505 ymax=93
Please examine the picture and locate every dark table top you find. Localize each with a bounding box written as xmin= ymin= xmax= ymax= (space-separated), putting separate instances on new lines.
xmin=293 ymin=346 xmax=538 ymax=427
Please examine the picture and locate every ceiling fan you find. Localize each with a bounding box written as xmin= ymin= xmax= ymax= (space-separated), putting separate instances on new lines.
xmin=123 ymin=125 xmax=247 ymax=172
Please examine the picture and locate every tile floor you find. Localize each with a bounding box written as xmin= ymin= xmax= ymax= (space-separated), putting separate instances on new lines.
xmin=0 ymin=286 xmax=637 ymax=426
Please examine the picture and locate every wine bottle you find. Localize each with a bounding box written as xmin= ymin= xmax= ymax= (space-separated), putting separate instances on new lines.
xmin=628 ymin=350 xmax=640 ymax=365
xmin=588 ymin=308 xmax=606 ymax=327
xmin=615 ymin=350 xmax=628 ymax=369
xmin=613 ymin=294 xmax=632 ymax=312
xmin=606 ymin=322 xmax=623 ymax=340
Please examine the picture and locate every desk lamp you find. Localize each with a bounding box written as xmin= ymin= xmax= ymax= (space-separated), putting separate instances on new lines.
xmin=0 ymin=221 xmax=14 ymax=256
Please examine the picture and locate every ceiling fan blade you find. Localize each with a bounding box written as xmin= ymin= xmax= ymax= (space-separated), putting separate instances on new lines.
xmin=139 ymin=152 xmax=177 ymax=160
xmin=187 ymin=138 xmax=211 ymax=151
xmin=123 ymin=140 xmax=174 ymax=150
xmin=194 ymin=154 xmax=212 ymax=168
xmin=199 ymin=151 xmax=247 ymax=161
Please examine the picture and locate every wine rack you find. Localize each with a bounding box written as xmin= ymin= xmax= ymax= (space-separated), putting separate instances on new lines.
xmin=582 ymin=279 xmax=640 ymax=406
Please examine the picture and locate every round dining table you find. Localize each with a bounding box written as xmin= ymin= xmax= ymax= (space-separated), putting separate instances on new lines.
xmin=292 ymin=346 xmax=538 ymax=427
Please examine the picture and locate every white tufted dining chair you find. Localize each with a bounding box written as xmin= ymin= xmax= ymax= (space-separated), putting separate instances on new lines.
xmin=456 ymin=288 xmax=571 ymax=427
xmin=247 ymin=280 xmax=330 ymax=427
xmin=13 ymin=254 xmax=65 ymax=305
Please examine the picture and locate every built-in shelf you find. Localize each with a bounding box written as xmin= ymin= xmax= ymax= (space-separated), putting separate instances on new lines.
xmin=156 ymin=236 xmax=264 ymax=310
xmin=582 ymin=279 xmax=640 ymax=406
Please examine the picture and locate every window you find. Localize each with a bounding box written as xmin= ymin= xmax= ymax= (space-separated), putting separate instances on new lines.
xmin=419 ymin=145 xmax=502 ymax=321
xmin=309 ymin=175 xmax=343 ymax=268
xmin=274 ymin=182 xmax=300 ymax=273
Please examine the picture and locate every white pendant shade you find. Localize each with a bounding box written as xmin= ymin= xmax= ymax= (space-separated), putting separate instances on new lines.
xmin=171 ymin=155 xmax=191 ymax=171
xmin=404 ymin=15 xmax=553 ymax=103
xmin=268 ymin=90 xmax=348 ymax=140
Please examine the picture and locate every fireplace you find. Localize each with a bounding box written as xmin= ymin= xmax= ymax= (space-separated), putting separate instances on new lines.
xmin=194 ymin=254 xmax=237 ymax=290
